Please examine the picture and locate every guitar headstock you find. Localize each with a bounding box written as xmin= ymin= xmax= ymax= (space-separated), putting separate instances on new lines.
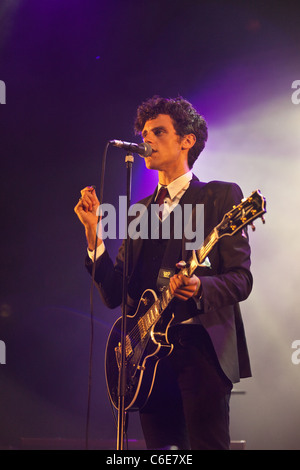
xmin=217 ymin=189 xmax=266 ymax=238
xmin=175 ymin=189 xmax=266 ymax=278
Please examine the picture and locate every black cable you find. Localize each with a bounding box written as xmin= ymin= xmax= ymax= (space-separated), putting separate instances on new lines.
xmin=85 ymin=141 xmax=110 ymax=450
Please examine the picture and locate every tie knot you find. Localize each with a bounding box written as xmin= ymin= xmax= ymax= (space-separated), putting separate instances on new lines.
xmin=156 ymin=187 xmax=169 ymax=206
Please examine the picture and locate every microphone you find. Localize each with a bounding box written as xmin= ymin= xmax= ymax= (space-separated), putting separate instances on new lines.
xmin=109 ymin=140 xmax=152 ymax=157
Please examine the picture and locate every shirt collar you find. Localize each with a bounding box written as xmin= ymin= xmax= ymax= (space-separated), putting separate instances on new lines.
xmin=157 ymin=171 xmax=193 ymax=200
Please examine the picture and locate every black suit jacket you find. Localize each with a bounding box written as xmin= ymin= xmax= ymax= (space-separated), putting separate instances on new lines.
xmin=86 ymin=175 xmax=253 ymax=383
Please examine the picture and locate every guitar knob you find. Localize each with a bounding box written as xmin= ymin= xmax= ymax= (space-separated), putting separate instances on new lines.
xmin=250 ymin=223 xmax=256 ymax=231
xmin=261 ymin=216 xmax=266 ymax=224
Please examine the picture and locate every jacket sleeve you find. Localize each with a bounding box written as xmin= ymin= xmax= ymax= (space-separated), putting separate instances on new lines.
xmin=85 ymin=241 xmax=125 ymax=309
xmin=198 ymin=182 xmax=253 ymax=314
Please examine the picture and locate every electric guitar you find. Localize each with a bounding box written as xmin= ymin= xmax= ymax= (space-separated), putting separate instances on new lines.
xmin=105 ymin=189 xmax=266 ymax=412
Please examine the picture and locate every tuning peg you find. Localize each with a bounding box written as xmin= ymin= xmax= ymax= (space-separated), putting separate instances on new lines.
xmin=261 ymin=216 xmax=265 ymax=224
xmin=250 ymin=223 xmax=256 ymax=231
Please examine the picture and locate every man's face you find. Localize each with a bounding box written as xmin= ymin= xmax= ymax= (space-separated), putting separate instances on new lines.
xmin=141 ymin=114 xmax=186 ymax=172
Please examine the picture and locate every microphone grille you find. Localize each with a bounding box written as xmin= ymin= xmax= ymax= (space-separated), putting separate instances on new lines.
xmin=142 ymin=142 xmax=152 ymax=157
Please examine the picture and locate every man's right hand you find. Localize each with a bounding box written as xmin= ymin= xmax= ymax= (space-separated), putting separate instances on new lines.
xmin=74 ymin=186 xmax=103 ymax=251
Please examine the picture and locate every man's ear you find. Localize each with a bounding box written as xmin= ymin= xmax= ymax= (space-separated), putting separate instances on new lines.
xmin=181 ymin=133 xmax=196 ymax=150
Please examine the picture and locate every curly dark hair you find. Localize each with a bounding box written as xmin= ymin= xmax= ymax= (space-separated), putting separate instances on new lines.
xmin=134 ymin=95 xmax=208 ymax=169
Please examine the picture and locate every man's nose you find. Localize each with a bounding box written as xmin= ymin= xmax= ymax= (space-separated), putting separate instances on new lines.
xmin=143 ymin=132 xmax=153 ymax=144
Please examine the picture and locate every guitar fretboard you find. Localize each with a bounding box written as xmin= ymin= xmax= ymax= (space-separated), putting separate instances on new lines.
xmin=196 ymin=228 xmax=218 ymax=267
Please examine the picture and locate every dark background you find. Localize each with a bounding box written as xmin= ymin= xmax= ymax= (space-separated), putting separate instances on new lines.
xmin=1 ymin=0 xmax=300 ymax=450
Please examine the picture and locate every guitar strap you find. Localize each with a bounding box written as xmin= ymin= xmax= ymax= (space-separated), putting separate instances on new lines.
xmin=156 ymin=266 xmax=176 ymax=292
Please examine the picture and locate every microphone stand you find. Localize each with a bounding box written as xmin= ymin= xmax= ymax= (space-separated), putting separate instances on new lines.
xmin=117 ymin=152 xmax=134 ymax=450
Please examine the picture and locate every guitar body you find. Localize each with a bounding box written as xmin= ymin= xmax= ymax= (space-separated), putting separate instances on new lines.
xmin=105 ymin=289 xmax=174 ymax=412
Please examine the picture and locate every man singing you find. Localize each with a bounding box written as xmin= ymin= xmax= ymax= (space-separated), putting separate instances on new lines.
xmin=74 ymin=96 xmax=253 ymax=450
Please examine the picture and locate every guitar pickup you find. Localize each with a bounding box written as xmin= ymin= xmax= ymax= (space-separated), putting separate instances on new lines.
xmin=114 ymin=344 xmax=121 ymax=369
xmin=114 ymin=339 xmax=133 ymax=369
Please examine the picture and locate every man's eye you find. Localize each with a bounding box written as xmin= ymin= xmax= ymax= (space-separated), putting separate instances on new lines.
xmin=154 ymin=129 xmax=163 ymax=136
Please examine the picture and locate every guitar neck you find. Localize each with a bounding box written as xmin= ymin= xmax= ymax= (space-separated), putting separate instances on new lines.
xmin=195 ymin=228 xmax=219 ymax=267
xmin=138 ymin=227 xmax=219 ymax=335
